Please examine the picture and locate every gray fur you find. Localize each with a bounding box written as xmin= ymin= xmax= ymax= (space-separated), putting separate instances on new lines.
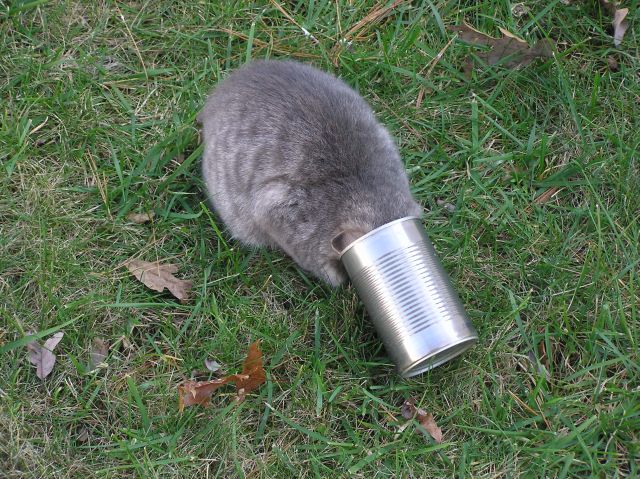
xmin=199 ymin=60 xmax=422 ymax=286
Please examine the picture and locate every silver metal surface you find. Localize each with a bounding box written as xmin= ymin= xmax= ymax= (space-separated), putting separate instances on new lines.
xmin=340 ymin=217 xmax=478 ymax=377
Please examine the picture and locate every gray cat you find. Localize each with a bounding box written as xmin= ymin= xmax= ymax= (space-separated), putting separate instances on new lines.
xmin=198 ymin=60 xmax=421 ymax=286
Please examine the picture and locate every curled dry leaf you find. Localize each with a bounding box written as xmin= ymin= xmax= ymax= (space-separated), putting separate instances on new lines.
xmin=126 ymin=259 xmax=193 ymax=301
xmin=611 ymin=9 xmax=629 ymax=46
xmin=204 ymin=358 xmax=222 ymax=373
xmin=89 ymin=337 xmax=109 ymax=371
xmin=179 ymin=341 xmax=266 ymax=411
xmin=449 ymin=22 xmax=553 ymax=74
xmin=401 ymin=397 xmax=443 ymax=443
xmin=607 ymin=55 xmax=619 ymax=72
xmin=178 ymin=377 xmax=233 ymax=410
xmin=599 ymin=1 xmax=629 ymax=46
xmin=26 ymin=332 xmax=64 ymax=380
xmin=76 ymin=427 xmax=90 ymax=443
xmin=126 ymin=211 xmax=155 ymax=224
xmin=235 ymin=340 xmax=266 ymax=402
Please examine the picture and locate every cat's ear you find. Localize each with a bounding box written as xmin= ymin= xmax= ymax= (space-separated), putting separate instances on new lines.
xmin=331 ymin=229 xmax=365 ymax=254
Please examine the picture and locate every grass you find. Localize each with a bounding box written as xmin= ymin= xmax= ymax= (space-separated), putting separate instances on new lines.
xmin=0 ymin=0 xmax=638 ymax=477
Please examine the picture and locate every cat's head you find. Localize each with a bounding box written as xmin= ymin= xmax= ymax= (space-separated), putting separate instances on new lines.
xmin=330 ymin=194 xmax=423 ymax=255
xmin=331 ymin=228 xmax=366 ymax=255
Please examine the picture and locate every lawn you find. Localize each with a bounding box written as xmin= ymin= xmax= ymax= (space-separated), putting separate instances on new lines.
xmin=1 ymin=0 xmax=638 ymax=477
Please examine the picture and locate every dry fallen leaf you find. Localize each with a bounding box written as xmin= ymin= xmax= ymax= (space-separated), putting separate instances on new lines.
xmin=611 ymin=9 xmax=629 ymax=46
xmin=76 ymin=427 xmax=90 ymax=443
xmin=204 ymin=358 xmax=222 ymax=373
xmin=89 ymin=337 xmax=109 ymax=371
xmin=401 ymin=397 xmax=443 ymax=443
xmin=599 ymin=1 xmax=629 ymax=46
xmin=178 ymin=377 xmax=234 ymax=410
xmin=179 ymin=341 xmax=266 ymax=411
xmin=126 ymin=259 xmax=193 ymax=301
xmin=437 ymin=199 xmax=457 ymax=213
xmin=234 ymin=340 xmax=266 ymax=402
xmin=126 ymin=211 xmax=155 ymax=224
xmin=26 ymin=332 xmax=64 ymax=380
xmin=449 ymin=22 xmax=553 ymax=74
xmin=511 ymin=3 xmax=530 ymax=18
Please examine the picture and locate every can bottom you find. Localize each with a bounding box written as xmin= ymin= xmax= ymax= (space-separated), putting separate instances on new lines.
xmin=399 ymin=336 xmax=478 ymax=378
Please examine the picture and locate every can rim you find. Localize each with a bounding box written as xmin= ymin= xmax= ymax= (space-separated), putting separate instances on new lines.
xmin=337 ymin=216 xmax=422 ymax=260
xmin=399 ymin=336 xmax=478 ymax=378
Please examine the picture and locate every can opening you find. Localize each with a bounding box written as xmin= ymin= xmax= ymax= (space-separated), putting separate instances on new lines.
xmin=337 ymin=216 xmax=421 ymax=259
xmin=399 ymin=337 xmax=477 ymax=378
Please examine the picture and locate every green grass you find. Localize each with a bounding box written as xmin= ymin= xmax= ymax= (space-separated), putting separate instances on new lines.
xmin=1 ymin=0 xmax=638 ymax=477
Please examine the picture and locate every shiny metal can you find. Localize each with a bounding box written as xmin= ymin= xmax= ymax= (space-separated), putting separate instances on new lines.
xmin=339 ymin=217 xmax=478 ymax=377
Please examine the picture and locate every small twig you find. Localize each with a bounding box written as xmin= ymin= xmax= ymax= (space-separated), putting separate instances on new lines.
xmin=533 ymin=186 xmax=560 ymax=205
xmin=416 ymin=35 xmax=456 ymax=107
xmin=331 ymin=0 xmax=407 ymax=66
xmin=269 ymin=0 xmax=319 ymax=44
xmin=217 ymin=27 xmax=319 ymax=58
xmin=342 ymin=0 xmax=406 ymax=42
xmin=523 ymin=186 xmax=562 ymax=216
xmin=114 ymin=4 xmax=148 ymax=82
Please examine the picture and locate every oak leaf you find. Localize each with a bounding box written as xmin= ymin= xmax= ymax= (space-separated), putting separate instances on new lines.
xmin=179 ymin=341 xmax=266 ymax=411
xmin=126 ymin=259 xmax=193 ymax=301
xmin=450 ymin=22 xmax=553 ymax=74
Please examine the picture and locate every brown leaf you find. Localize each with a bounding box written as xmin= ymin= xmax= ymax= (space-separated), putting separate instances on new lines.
xmin=607 ymin=55 xmax=619 ymax=72
xmin=126 ymin=211 xmax=155 ymax=224
xmin=178 ymin=376 xmax=236 ymax=411
xmin=450 ymin=22 xmax=553 ymax=71
xmin=449 ymin=22 xmax=495 ymax=47
xmin=599 ymin=1 xmax=629 ymax=46
xmin=236 ymin=341 xmax=266 ymax=395
xmin=89 ymin=338 xmax=109 ymax=371
xmin=401 ymin=398 xmax=443 ymax=443
xmin=76 ymin=427 xmax=90 ymax=443
xmin=26 ymin=332 xmax=64 ymax=380
xmin=178 ymin=340 xmax=266 ymax=411
xmin=126 ymin=259 xmax=193 ymax=301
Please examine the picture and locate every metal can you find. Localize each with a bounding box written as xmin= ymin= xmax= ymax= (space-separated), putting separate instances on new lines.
xmin=339 ymin=217 xmax=478 ymax=377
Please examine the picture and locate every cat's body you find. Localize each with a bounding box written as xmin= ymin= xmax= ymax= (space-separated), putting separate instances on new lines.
xmin=198 ymin=60 xmax=421 ymax=286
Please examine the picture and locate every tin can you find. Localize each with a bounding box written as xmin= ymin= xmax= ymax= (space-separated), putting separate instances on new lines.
xmin=339 ymin=217 xmax=478 ymax=377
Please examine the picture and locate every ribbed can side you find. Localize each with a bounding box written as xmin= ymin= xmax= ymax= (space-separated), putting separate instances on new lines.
xmin=341 ymin=218 xmax=478 ymax=377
